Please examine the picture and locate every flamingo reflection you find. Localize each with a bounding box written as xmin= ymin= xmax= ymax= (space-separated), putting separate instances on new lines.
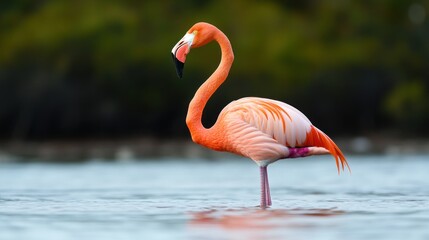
xmin=189 ymin=208 xmax=345 ymax=230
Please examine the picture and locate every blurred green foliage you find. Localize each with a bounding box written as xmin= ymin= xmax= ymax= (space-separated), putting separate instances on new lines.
xmin=0 ymin=0 xmax=428 ymax=140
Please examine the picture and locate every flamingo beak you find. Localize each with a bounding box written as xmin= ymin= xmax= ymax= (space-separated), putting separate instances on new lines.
xmin=171 ymin=32 xmax=195 ymax=78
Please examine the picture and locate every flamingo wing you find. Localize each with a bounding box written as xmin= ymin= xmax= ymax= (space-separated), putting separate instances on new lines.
xmin=219 ymin=97 xmax=349 ymax=172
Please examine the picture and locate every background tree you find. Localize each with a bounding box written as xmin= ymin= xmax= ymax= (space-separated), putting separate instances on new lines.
xmin=0 ymin=0 xmax=428 ymax=140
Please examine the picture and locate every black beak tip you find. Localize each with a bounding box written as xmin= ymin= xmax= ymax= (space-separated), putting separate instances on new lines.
xmin=171 ymin=53 xmax=184 ymax=78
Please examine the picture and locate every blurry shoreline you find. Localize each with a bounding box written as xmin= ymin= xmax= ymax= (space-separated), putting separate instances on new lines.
xmin=1 ymin=137 xmax=429 ymax=162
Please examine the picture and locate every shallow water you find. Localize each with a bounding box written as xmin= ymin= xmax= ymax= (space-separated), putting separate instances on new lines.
xmin=1 ymin=155 xmax=428 ymax=240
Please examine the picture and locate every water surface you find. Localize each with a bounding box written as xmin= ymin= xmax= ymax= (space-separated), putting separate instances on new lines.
xmin=1 ymin=155 xmax=428 ymax=240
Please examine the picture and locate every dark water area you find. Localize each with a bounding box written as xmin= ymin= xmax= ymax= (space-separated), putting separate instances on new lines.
xmin=1 ymin=155 xmax=428 ymax=240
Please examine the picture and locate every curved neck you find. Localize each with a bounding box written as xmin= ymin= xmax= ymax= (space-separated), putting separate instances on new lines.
xmin=186 ymin=29 xmax=234 ymax=142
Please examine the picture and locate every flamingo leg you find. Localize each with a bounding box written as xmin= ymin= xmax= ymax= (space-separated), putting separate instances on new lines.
xmin=260 ymin=166 xmax=266 ymax=208
xmin=260 ymin=166 xmax=271 ymax=208
xmin=264 ymin=167 xmax=272 ymax=206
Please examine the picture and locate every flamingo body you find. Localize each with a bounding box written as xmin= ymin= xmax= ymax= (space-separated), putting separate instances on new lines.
xmin=215 ymin=97 xmax=346 ymax=167
xmin=172 ymin=22 xmax=349 ymax=208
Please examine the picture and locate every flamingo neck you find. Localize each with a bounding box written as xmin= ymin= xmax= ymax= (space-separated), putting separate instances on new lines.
xmin=186 ymin=29 xmax=234 ymax=146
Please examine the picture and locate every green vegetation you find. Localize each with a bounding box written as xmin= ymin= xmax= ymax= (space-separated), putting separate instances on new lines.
xmin=0 ymin=0 xmax=428 ymax=140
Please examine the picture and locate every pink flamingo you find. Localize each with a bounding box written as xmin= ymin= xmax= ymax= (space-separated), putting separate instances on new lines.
xmin=171 ymin=22 xmax=350 ymax=208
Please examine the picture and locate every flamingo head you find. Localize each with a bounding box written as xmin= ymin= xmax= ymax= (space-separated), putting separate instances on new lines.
xmin=171 ymin=22 xmax=216 ymax=78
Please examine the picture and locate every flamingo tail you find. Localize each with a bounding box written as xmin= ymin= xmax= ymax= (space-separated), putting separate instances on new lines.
xmin=304 ymin=126 xmax=350 ymax=174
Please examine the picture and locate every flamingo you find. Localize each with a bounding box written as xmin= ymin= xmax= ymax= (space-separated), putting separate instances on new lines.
xmin=171 ymin=22 xmax=350 ymax=208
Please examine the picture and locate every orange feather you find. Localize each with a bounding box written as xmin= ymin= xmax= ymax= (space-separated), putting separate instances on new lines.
xmin=303 ymin=126 xmax=350 ymax=173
